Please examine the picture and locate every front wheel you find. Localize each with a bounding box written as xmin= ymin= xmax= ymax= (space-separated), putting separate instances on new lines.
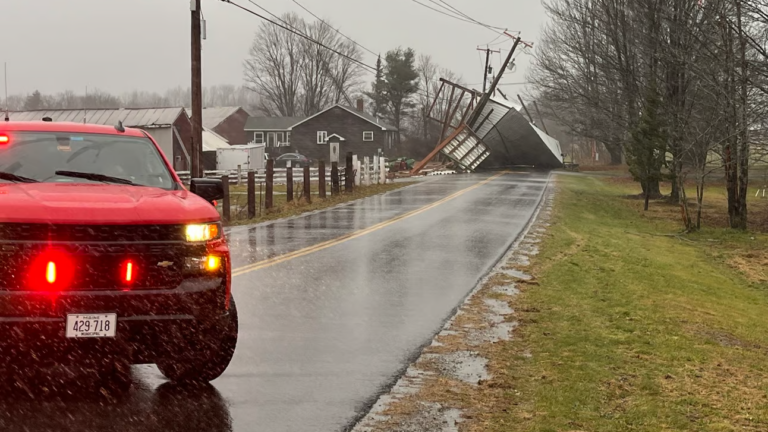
xmin=157 ymin=298 xmax=238 ymax=383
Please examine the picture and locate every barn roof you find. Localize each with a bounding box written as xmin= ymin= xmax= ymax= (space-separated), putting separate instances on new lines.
xmin=8 ymin=107 xmax=187 ymax=128
xmin=185 ymin=106 xmax=246 ymax=129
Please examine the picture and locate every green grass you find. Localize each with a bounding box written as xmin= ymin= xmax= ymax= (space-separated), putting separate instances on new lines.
xmin=492 ymin=174 xmax=768 ymax=431
xmin=220 ymin=182 xmax=412 ymax=226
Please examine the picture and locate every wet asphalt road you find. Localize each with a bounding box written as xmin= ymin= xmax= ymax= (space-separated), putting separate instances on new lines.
xmin=0 ymin=171 xmax=550 ymax=432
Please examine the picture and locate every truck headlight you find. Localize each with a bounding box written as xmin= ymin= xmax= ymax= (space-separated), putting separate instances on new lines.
xmin=185 ymin=223 xmax=221 ymax=242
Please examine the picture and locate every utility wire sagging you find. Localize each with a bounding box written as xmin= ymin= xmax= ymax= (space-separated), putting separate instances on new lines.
xmin=291 ymin=0 xmax=379 ymax=57
xmin=433 ymin=0 xmax=506 ymax=32
xmin=412 ymin=0 xmax=510 ymax=37
xmin=224 ymin=0 xmax=463 ymax=105
xmin=221 ymin=0 xmax=376 ymax=72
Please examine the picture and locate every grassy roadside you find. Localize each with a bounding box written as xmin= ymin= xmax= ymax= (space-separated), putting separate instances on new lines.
xmin=494 ymin=174 xmax=768 ymax=431
xmin=221 ymin=182 xmax=412 ymax=226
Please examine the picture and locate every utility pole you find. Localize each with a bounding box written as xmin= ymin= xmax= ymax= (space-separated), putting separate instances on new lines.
xmin=483 ymin=48 xmax=490 ymax=94
xmin=477 ymin=47 xmax=500 ymax=94
xmin=191 ymin=0 xmax=203 ymax=178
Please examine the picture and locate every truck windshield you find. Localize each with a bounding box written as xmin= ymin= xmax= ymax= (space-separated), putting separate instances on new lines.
xmin=0 ymin=131 xmax=176 ymax=189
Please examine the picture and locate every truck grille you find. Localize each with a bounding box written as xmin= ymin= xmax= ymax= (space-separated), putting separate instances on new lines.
xmin=0 ymin=223 xmax=186 ymax=243
xmin=0 ymin=240 xmax=204 ymax=292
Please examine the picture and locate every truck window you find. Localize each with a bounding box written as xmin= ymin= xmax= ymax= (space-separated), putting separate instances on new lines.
xmin=0 ymin=132 xmax=175 ymax=189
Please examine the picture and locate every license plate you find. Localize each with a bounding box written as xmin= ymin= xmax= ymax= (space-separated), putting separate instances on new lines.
xmin=66 ymin=314 xmax=117 ymax=338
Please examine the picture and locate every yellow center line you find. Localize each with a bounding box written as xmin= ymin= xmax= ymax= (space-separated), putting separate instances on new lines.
xmin=231 ymin=171 xmax=509 ymax=277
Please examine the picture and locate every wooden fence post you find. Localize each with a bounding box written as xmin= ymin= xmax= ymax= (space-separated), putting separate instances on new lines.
xmin=319 ymin=160 xmax=327 ymax=198
xmin=303 ymin=165 xmax=311 ymax=204
xmin=345 ymin=151 xmax=353 ymax=193
xmin=221 ymin=175 xmax=230 ymax=223
xmin=286 ymin=163 xmax=293 ymax=202
xmin=247 ymin=170 xmax=256 ymax=219
xmin=266 ymin=159 xmax=274 ymax=210
xmin=331 ymin=162 xmax=340 ymax=195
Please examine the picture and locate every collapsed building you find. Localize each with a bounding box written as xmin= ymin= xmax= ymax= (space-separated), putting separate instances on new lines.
xmin=412 ymin=41 xmax=564 ymax=174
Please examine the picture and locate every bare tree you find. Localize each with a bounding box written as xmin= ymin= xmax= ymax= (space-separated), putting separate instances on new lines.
xmin=416 ymin=55 xmax=438 ymax=142
xmin=243 ymin=13 xmax=363 ymax=117
xmin=530 ymin=0 xmax=768 ymax=229
xmin=244 ymin=12 xmax=303 ymax=117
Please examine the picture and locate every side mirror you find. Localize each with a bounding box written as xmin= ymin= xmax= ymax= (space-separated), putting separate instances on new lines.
xmin=190 ymin=178 xmax=224 ymax=203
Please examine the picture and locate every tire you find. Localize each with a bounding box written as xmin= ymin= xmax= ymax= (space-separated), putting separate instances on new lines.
xmin=157 ymin=297 xmax=238 ymax=383
xmin=96 ymin=357 xmax=133 ymax=395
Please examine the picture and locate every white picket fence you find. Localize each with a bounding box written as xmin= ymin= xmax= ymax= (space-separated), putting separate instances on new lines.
xmin=177 ymin=156 xmax=389 ymax=186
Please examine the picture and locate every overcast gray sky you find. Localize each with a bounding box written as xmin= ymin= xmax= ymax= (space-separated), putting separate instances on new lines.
xmin=2 ymin=0 xmax=548 ymax=96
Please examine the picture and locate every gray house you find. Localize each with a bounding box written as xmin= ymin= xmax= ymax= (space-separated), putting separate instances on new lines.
xmin=244 ymin=116 xmax=304 ymax=150
xmin=243 ymin=101 xmax=398 ymax=161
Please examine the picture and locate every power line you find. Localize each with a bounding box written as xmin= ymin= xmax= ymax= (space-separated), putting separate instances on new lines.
xmin=291 ymin=0 xmax=379 ymax=57
xmin=221 ymin=0 xmax=377 ymax=72
xmin=239 ymin=0 xmax=362 ymax=106
xmin=435 ymin=0 xmax=508 ymax=32
xmin=482 ymin=32 xmax=506 ymax=46
xmin=224 ymin=1 xmax=460 ymax=107
xmin=411 ymin=0 xmax=503 ymax=34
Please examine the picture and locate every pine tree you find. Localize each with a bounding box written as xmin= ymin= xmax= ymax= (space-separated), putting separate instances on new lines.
xmin=24 ymin=90 xmax=43 ymax=110
xmin=364 ymin=55 xmax=388 ymax=119
xmin=382 ymin=48 xmax=419 ymax=145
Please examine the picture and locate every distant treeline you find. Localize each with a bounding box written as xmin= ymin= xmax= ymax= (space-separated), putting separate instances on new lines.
xmin=5 ymin=84 xmax=260 ymax=112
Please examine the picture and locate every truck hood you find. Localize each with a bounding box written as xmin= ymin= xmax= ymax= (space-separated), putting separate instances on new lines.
xmin=0 ymin=183 xmax=220 ymax=224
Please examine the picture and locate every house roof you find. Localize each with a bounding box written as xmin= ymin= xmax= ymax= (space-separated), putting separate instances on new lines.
xmin=290 ymin=105 xmax=398 ymax=131
xmin=245 ymin=116 xmax=305 ymax=131
xmin=185 ymin=106 xmax=247 ymax=129
xmin=8 ymin=108 xmax=187 ymax=128
xmin=202 ymin=127 xmax=230 ymax=151
xmin=339 ymin=105 xmax=398 ymax=131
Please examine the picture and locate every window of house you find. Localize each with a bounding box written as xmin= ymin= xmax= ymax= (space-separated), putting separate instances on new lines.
xmin=363 ymin=131 xmax=374 ymax=142
xmin=267 ymin=132 xmax=276 ymax=147
xmin=317 ymin=131 xmax=328 ymax=144
xmin=254 ymin=132 xmax=264 ymax=144
xmin=276 ymin=132 xmax=285 ymax=146
xmin=286 ymin=132 xmax=291 ymax=145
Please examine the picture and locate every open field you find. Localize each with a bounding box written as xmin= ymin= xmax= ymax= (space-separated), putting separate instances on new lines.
xmin=485 ymin=174 xmax=768 ymax=431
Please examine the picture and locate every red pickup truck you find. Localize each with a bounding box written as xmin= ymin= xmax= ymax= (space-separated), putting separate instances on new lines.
xmin=0 ymin=120 xmax=237 ymax=385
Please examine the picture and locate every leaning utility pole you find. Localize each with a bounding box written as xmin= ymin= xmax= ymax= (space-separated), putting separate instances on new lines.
xmin=191 ymin=0 xmax=203 ymax=178
xmin=469 ymin=38 xmax=521 ymax=127
xmin=483 ymin=48 xmax=490 ymax=94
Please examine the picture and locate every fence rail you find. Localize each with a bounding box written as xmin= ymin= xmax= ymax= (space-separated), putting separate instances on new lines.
xmin=177 ymin=168 xmax=354 ymax=185
xmin=191 ymin=153 xmax=396 ymax=224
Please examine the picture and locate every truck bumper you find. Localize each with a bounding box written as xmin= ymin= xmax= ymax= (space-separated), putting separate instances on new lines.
xmin=0 ymin=277 xmax=228 ymax=365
